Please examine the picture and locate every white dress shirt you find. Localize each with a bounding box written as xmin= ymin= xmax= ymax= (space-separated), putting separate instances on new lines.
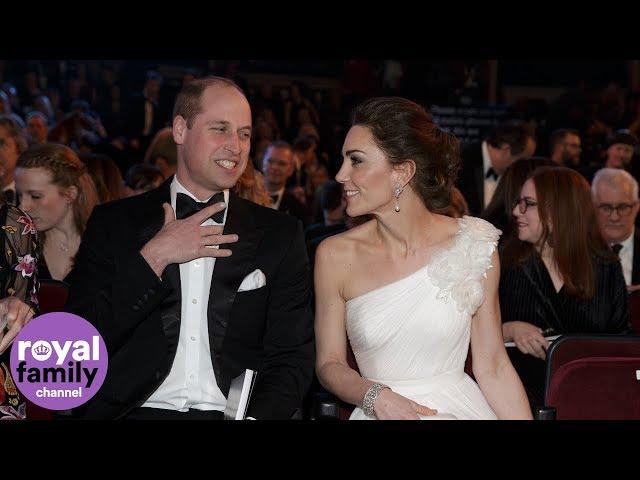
xmin=142 ymin=176 xmax=229 ymax=412
xmin=482 ymin=141 xmax=499 ymax=208
xmin=268 ymin=187 xmax=285 ymax=210
xmin=612 ymin=229 xmax=635 ymax=286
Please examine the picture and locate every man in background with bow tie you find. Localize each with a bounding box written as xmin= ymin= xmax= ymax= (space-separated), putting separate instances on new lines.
xmin=66 ymin=76 xmax=315 ymax=420
xmin=457 ymin=122 xmax=536 ymax=216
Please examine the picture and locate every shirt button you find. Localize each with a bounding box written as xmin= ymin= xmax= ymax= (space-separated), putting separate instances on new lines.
xmin=192 ymin=298 xmax=197 ymax=304
xmin=189 ymin=374 xmax=195 ymax=380
xmin=190 ymin=336 xmax=196 ymax=341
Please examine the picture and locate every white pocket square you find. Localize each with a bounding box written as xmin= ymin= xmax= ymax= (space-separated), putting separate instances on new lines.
xmin=238 ymin=269 xmax=266 ymax=292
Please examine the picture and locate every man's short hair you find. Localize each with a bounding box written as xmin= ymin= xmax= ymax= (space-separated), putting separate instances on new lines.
xmin=26 ymin=110 xmax=48 ymax=124
xmin=0 ymin=114 xmax=28 ymax=154
xmin=549 ymin=128 xmax=579 ymax=152
xmin=146 ymin=70 xmax=164 ymax=85
xmin=172 ymin=76 xmax=246 ymax=128
xmin=293 ymin=136 xmax=315 ymax=153
xmin=606 ymin=129 xmax=639 ymax=149
xmin=486 ymin=122 xmax=534 ymax=157
xmin=263 ymin=140 xmax=292 ymax=160
xmin=592 ymin=167 xmax=639 ymax=200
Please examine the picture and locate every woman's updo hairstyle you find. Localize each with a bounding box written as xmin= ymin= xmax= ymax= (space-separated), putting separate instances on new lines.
xmin=351 ymin=97 xmax=461 ymax=210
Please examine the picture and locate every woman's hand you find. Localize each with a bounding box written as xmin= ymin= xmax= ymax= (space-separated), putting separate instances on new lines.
xmin=372 ymin=388 xmax=438 ymax=420
xmin=505 ymin=321 xmax=549 ymax=360
xmin=0 ymin=297 xmax=35 ymax=354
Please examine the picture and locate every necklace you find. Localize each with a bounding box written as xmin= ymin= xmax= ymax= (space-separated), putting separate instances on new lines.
xmin=59 ymin=241 xmax=70 ymax=253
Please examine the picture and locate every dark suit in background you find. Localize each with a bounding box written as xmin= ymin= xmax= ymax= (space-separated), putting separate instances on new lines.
xmin=457 ymin=142 xmax=485 ymax=216
xmin=631 ymin=229 xmax=640 ymax=285
xmin=278 ymin=190 xmax=311 ymax=226
xmin=124 ymin=93 xmax=165 ymax=158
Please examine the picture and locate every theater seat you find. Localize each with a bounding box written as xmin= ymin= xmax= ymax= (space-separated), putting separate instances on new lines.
xmin=537 ymin=334 xmax=640 ymax=420
xmin=37 ymin=279 xmax=70 ymax=314
xmin=628 ymin=291 xmax=640 ymax=334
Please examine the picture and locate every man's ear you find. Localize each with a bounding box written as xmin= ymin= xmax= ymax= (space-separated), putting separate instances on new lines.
xmin=173 ymin=116 xmax=187 ymax=145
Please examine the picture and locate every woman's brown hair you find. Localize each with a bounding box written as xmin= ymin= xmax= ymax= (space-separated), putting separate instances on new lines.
xmin=502 ymin=166 xmax=612 ymax=299
xmin=16 ymin=143 xmax=100 ymax=241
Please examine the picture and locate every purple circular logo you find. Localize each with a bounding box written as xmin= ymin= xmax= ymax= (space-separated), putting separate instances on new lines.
xmin=9 ymin=312 xmax=108 ymax=410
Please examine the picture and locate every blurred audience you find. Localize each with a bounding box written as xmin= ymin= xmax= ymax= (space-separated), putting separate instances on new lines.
xmin=0 ymin=115 xmax=29 ymax=204
xmin=123 ymin=163 xmax=164 ymax=198
xmin=458 ymin=122 xmax=536 ymax=216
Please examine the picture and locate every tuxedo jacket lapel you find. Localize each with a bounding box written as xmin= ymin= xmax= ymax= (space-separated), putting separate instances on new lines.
xmin=208 ymin=192 xmax=263 ymax=385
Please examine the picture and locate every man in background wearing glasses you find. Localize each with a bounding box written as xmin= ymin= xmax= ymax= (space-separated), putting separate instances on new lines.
xmin=592 ymin=168 xmax=640 ymax=291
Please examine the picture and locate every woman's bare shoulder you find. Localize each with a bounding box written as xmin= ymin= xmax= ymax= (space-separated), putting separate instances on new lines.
xmin=316 ymin=220 xmax=375 ymax=257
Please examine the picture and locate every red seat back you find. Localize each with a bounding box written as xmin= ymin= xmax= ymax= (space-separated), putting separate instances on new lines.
xmin=37 ymin=279 xmax=69 ymax=314
xmin=545 ymin=335 xmax=640 ymax=419
xmin=628 ymin=291 xmax=640 ymax=334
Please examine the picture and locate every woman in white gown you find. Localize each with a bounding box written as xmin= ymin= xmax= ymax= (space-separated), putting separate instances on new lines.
xmin=314 ymin=97 xmax=532 ymax=420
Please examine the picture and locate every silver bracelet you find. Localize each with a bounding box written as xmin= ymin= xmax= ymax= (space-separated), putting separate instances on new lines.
xmin=361 ymin=382 xmax=390 ymax=418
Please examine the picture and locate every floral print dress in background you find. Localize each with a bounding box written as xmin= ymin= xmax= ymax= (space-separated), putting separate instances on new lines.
xmin=0 ymin=204 xmax=39 ymax=420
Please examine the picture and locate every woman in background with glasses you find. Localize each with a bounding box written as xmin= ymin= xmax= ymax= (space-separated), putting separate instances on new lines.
xmin=499 ymin=166 xmax=630 ymax=409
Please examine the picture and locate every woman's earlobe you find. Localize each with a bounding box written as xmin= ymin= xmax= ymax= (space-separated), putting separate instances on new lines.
xmin=65 ymin=185 xmax=79 ymax=203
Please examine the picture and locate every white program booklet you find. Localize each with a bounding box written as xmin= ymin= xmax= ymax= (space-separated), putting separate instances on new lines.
xmin=224 ymin=369 xmax=257 ymax=420
xmin=504 ymin=335 xmax=561 ymax=348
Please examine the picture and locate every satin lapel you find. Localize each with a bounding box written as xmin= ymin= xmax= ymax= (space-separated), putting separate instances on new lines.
xmin=134 ymin=178 xmax=182 ymax=352
xmin=208 ymin=192 xmax=262 ymax=387
xmin=520 ymin=257 xmax=563 ymax=331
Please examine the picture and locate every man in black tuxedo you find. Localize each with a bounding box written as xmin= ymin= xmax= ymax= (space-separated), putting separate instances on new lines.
xmin=262 ymin=141 xmax=309 ymax=225
xmin=457 ymin=123 xmax=536 ymax=216
xmin=66 ymin=77 xmax=314 ymax=420
xmin=124 ymin=70 xmax=166 ymax=159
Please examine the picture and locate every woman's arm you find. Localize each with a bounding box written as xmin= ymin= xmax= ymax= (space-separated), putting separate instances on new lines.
xmin=471 ymin=250 xmax=533 ymax=419
xmin=314 ymin=239 xmax=435 ymax=420
xmin=314 ymin=240 xmax=372 ymax=406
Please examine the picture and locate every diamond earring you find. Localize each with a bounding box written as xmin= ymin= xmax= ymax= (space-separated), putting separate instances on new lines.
xmin=394 ymin=186 xmax=402 ymax=212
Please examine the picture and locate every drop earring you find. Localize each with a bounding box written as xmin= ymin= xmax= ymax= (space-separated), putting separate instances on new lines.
xmin=394 ymin=185 xmax=402 ymax=212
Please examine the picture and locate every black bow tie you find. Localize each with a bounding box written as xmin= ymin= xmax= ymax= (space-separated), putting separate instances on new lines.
xmin=612 ymin=243 xmax=623 ymax=255
xmin=176 ymin=192 xmax=225 ymax=223
xmin=485 ymin=168 xmax=499 ymax=181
